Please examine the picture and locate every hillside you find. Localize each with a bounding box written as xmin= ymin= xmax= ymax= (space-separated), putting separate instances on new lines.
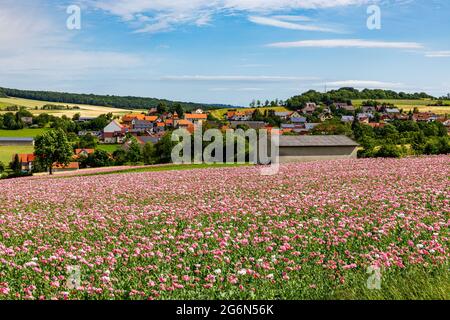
xmin=0 ymin=97 xmax=140 ymax=118
xmin=0 ymin=87 xmax=223 ymax=111
xmin=286 ymin=88 xmax=435 ymax=109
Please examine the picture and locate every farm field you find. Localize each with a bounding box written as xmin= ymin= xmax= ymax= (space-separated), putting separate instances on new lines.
xmin=0 ymin=97 xmax=141 ymax=118
xmin=96 ymin=144 xmax=122 ymax=154
xmin=0 ymin=156 xmax=448 ymax=300
xmin=0 ymin=146 xmax=34 ymax=165
xmin=352 ymin=99 xmax=450 ymax=114
xmin=0 ymin=128 xmax=49 ymax=138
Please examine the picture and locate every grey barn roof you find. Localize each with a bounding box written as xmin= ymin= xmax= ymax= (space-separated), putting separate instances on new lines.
xmin=279 ymin=135 xmax=359 ymax=147
xmin=0 ymin=137 xmax=34 ymax=141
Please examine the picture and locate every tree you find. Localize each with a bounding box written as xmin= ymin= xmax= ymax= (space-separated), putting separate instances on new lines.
xmin=126 ymin=137 xmax=143 ymax=164
xmin=375 ymin=144 xmax=402 ymax=158
xmin=174 ymin=104 xmax=184 ymax=118
xmin=155 ymin=132 xmax=177 ymax=163
xmin=9 ymin=154 xmax=22 ymax=175
xmin=143 ymin=142 xmax=157 ymax=165
xmin=157 ymin=102 xmax=167 ymax=114
xmin=0 ymin=161 xmax=5 ymax=174
xmin=35 ymin=129 xmax=73 ymax=175
xmin=78 ymin=134 xmax=98 ymax=149
xmin=84 ymin=150 xmax=113 ymax=168
xmin=112 ymin=149 xmax=127 ymax=165
xmin=72 ymin=113 xmax=81 ymax=121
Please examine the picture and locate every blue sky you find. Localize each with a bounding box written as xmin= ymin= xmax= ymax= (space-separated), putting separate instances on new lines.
xmin=0 ymin=0 xmax=449 ymax=106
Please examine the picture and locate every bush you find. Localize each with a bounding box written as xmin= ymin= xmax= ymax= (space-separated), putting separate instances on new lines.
xmin=0 ymin=161 xmax=5 ymax=174
xmin=84 ymin=150 xmax=114 ymax=168
xmin=375 ymin=144 xmax=402 ymax=158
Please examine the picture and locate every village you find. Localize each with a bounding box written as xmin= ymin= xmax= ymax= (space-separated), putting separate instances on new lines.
xmin=3 ymin=99 xmax=449 ymax=176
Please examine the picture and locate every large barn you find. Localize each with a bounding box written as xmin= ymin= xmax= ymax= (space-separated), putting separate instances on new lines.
xmin=276 ymin=135 xmax=359 ymax=163
xmin=0 ymin=137 xmax=35 ymax=146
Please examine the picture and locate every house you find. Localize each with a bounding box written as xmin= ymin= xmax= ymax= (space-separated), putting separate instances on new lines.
xmin=176 ymin=119 xmax=195 ymax=133
xmin=78 ymin=130 xmax=101 ymax=137
xmin=122 ymin=114 xmax=158 ymax=125
xmin=21 ymin=117 xmax=33 ymax=125
xmin=0 ymin=137 xmax=34 ymax=146
xmin=76 ymin=117 xmax=96 ymax=123
xmin=361 ymin=106 xmax=377 ymax=113
xmin=154 ymin=122 xmax=166 ymax=133
xmin=334 ymin=103 xmax=355 ymax=112
xmin=367 ymin=123 xmax=386 ymax=129
xmin=132 ymin=119 xmax=154 ymax=132
xmin=305 ymin=123 xmax=320 ymax=131
xmin=357 ymin=113 xmax=373 ymax=123
xmin=385 ymin=108 xmax=400 ymax=114
xmin=148 ymin=108 xmax=158 ymax=115
xmin=393 ymin=114 xmax=410 ymax=121
xmin=281 ymin=123 xmax=306 ymax=133
xmin=341 ymin=116 xmax=355 ymax=123
xmin=53 ymin=162 xmax=80 ymax=173
xmin=230 ymin=121 xmax=266 ymax=130
xmin=319 ymin=111 xmax=333 ymax=122
xmin=227 ymin=110 xmax=253 ymax=121
xmin=274 ymin=135 xmax=359 ymax=163
xmin=194 ymin=108 xmax=204 ymax=114
xmin=135 ymin=135 xmax=162 ymax=145
xmin=74 ymin=149 xmax=95 ymax=158
xmin=184 ymin=113 xmax=207 ymax=125
xmin=13 ymin=154 xmax=35 ymax=173
xmin=274 ymin=111 xmax=292 ymax=120
xmin=302 ymin=103 xmax=317 ymax=115
xmin=439 ymin=119 xmax=450 ymax=132
xmin=412 ymin=112 xmax=438 ymax=122
xmin=291 ymin=116 xmax=307 ymax=124
xmin=103 ymin=120 xmax=126 ymax=144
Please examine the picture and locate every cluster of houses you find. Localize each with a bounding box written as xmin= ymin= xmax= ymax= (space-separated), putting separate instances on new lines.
xmin=102 ymin=109 xmax=207 ymax=145
xmin=12 ymin=148 xmax=95 ymax=174
xmin=6 ymin=101 xmax=450 ymax=174
xmin=339 ymin=103 xmax=450 ymax=132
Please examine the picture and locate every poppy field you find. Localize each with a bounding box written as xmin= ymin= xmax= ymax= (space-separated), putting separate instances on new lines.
xmin=0 ymin=156 xmax=449 ymax=300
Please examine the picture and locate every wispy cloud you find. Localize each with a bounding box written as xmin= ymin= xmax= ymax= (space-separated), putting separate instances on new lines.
xmin=161 ymin=75 xmax=319 ymax=82
xmin=248 ymin=16 xmax=336 ymax=33
xmin=267 ymin=39 xmax=423 ymax=49
xmin=91 ymin=0 xmax=372 ymax=33
xmin=425 ymin=51 xmax=450 ymax=58
xmin=321 ymin=80 xmax=404 ymax=89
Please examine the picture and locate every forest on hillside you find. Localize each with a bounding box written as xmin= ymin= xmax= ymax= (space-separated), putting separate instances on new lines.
xmin=286 ymin=88 xmax=435 ymax=109
xmin=0 ymin=87 xmax=217 ymax=111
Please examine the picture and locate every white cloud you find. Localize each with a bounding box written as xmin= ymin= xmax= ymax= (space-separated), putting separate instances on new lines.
xmin=161 ymin=75 xmax=318 ymax=82
xmin=271 ymin=15 xmax=312 ymax=22
xmin=0 ymin=1 xmax=146 ymax=84
xmin=267 ymin=39 xmax=423 ymax=49
xmin=91 ymin=0 xmax=372 ymax=33
xmin=322 ymin=80 xmax=404 ymax=89
xmin=425 ymin=51 xmax=450 ymax=58
xmin=248 ymin=16 xmax=336 ymax=33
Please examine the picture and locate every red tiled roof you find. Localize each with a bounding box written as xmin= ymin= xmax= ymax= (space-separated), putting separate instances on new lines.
xmin=177 ymin=119 xmax=193 ymax=126
xmin=53 ymin=162 xmax=80 ymax=170
xmin=185 ymin=114 xmax=207 ymax=120
xmin=75 ymin=149 xmax=95 ymax=155
xmin=17 ymin=154 xmax=35 ymax=163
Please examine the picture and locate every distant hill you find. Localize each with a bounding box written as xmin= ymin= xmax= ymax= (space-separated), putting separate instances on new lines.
xmin=286 ymin=88 xmax=435 ymax=109
xmin=0 ymin=87 xmax=231 ymax=111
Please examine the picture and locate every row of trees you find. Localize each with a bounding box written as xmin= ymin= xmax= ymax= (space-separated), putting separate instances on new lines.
xmin=310 ymin=116 xmax=449 ymax=159
xmin=0 ymin=87 xmax=210 ymax=111
xmin=0 ymin=109 xmax=34 ymax=130
xmin=286 ymin=88 xmax=434 ymax=109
